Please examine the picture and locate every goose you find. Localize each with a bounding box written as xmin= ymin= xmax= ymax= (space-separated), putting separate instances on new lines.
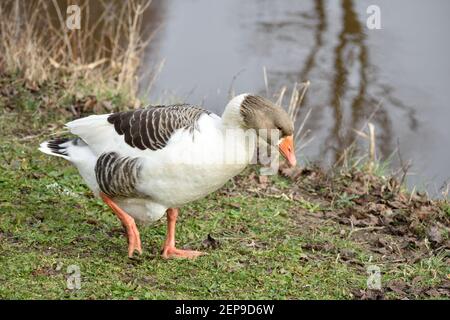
xmin=39 ymin=94 xmax=296 ymax=259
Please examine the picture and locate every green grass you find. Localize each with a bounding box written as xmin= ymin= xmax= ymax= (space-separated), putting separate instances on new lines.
xmin=0 ymin=76 xmax=448 ymax=300
xmin=0 ymin=148 xmax=359 ymax=299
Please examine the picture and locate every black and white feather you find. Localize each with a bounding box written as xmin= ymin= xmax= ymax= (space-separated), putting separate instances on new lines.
xmin=107 ymin=104 xmax=211 ymax=151
xmin=39 ymin=95 xmax=254 ymax=222
xmin=95 ymin=152 xmax=143 ymax=198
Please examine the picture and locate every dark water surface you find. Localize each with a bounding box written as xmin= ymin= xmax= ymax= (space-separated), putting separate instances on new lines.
xmin=141 ymin=0 xmax=450 ymax=193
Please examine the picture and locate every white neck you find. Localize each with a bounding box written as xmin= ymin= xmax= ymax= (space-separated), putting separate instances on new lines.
xmin=221 ymin=93 xmax=249 ymax=128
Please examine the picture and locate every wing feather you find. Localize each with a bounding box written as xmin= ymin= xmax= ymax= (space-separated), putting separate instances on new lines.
xmin=66 ymin=104 xmax=213 ymax=156
xmin=107 ymin=104 xmax=211 ymax=151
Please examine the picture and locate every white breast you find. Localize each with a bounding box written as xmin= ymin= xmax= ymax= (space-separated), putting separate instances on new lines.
xmin=66 ymin=105 xmax=254 ymax=223
xmin=135 ymin=114 xmax=252 ymax=208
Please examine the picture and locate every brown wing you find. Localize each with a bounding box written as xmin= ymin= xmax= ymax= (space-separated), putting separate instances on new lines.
xmin=107 ymin=104 xmax=211 ymax=151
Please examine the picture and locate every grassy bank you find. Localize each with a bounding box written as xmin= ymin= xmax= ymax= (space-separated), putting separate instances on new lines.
xmin=0 ymin=73 xmax=449 ymax=299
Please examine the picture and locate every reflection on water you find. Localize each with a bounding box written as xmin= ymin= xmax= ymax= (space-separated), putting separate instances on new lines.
xmin=328 ymin=0 xmax=394 ymax=162
xmin=141 ymin=0 xmax=450 ymax=192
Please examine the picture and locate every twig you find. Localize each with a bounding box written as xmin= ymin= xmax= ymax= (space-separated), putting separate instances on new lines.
xmin=334 ymin=99 xmax=383 ymax=168
xmin=263 ymin=66 xmax=269 ymax=97
xmin=347 ymin=226 xmax=385 ymax=239
xmin=228 ymin=68 xmax=246 ymax=99
xmin=276 ymin=86 xmax=287 ymax=106
xmin=396 ymin=138 xmax=412 ymax=193
xmin=294 ymin=108 xmax=312 ymax=142
xmin=368 ymin=122 xmax=376 ymax=173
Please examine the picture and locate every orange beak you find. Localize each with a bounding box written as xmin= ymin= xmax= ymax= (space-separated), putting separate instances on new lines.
xmin=278 ymin=135 xmax=296 ymax=167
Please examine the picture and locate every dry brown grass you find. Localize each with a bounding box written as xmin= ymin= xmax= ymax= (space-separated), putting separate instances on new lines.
xmin=0 ymin=0 xmax=153 ymax=103
xmin=275 ymin=81 xmax=314 ymax=153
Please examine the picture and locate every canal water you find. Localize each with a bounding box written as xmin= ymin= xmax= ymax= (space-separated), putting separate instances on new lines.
xmin=141 ymin=0 xmax=450 ymax=193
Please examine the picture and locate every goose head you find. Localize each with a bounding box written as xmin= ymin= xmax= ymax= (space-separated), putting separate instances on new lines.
xmin=222 ymin=94 xmax=297 ymax=167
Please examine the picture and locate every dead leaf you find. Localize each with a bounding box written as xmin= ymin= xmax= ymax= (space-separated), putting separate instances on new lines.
xmin=101 ymin=100 xmax=114 ymax=111
xmin=339 ymin=248 xmax=356 ymax=261
xmin=83 ymin=96 xmax=97 ymax=112
xmin=386 ymin=280 xmax=409 ymax=295
xmin=427 ymin=225 xmax=443 ymax=244
xmin=258 ymin=175 xmax=268 ymax=188
xmin=202 ymin=234 xmax=219 ymax=249
xmin=228 ymin=202 xmax=241 ymax=209
xmin=279 ymin=165 xmax=303 ymax=180
xmin=352 ymin=289 xmax=384 ymax=300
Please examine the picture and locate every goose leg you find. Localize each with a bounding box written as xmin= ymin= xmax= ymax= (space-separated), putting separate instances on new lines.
xmin=100 ymin=192 xmax=142 ymax=258
xmin=161 ymin=208 xmax=205 ymax=259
